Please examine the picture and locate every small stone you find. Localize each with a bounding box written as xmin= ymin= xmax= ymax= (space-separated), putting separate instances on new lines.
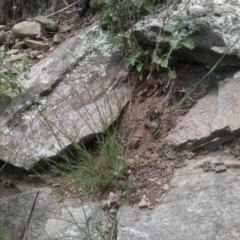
xmin=224 ymin=159 xmax=240 ymax=169
xmin=53 ymin=33 xmax=65 ymax=44
xmin=155 ymin=198 xmax=160 ymax=203
xmin=215 ymin=165 xmax=227 ymax=173
xmin=12 ymin=41 xmax=26 ymax=49
xmin=108 ymin=222 xmax=113 ymax=229
xmin=138 ymin=198 xmax=149 ymax=209
xmin=213 ymin=7 xmax=222 ymax=16
xmin=162 ymin=184 xmax=170 ymax=191
xmin=148 ymin=204 xmax=154 ymax=210
xmin=6 ymin=49 xmax=20 ymax=55
xmin=110 ymin=209 xmax=116 ymax=214
xmin=30 ymin=50 xmax=41 ymax=59
xmin=24 ymin=39 xmax=49 ymax=51
xmin=24 ymin=48 xmax=32 ymax=56
xmin=49 ymin=46 xmax=55 ymax=52
xmin=0 ymin=25 xmax=7 ymax=31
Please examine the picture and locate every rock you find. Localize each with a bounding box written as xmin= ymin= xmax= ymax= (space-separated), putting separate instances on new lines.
xmin=133 ymin=0 xmax=240 ymax=67
xmin=6 ymin=49 xmax=20 ymax=55
xmin=30 ymin=50 xmax=41 ymax=59
xmin=53 ymin=32 xmax=65 ymax=44
xmin=59 ymin=24 xmax=73 ymax=32
xmin=6 ymin=53 xmax=28 ymax=63
xmin=0 ymin=23 xmax=130 ymax=170
xmin=13 ymin=21 xmax=45 ymax=39
xmin=213 ymin=7 xmax=222 ymax=16
xmin=138 ymin=198 xmax=149 ymax=209
xmin=5 ymin=32 xmax=15 ymax=46
xmin=0 ymin=25 xmax=7 ymax=31
xmin=12 ymin=41 xmax=26 ymax=49
xmin=215 ymin=165 xmax=227 ymax=173
xmin=0 ymin=187 xmax=106 ymax=240
xmin=225 ymin=159 xmax=240 ymax=169
xmin=165 ymin=76 xmax=240 ymax=150
xmin=118 ymin=155 xmax=240 ymax=240
xmin=24 ymin=39 xmax=49 ymax=51
xmin=34 ymin=16 xmax=59 ymax=32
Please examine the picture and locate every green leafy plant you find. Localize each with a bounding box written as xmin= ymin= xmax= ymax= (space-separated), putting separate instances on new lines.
xmin=121 ymin=19 xmax=195 ymax=80
xmin=153 ymin=20 xmax=194 ymax=79
xmin=93 ymin=0 xmax=154 ymax=32
xmin=0 ymin=56 xmax=29 ymax=103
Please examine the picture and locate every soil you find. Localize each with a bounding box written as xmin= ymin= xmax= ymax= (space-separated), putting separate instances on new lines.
xmin=1 ymin=1 xmax=240 ymax=211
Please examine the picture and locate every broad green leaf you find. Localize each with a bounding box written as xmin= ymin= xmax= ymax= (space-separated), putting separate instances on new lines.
xmin=17 ymin=86 xmax=22 ymax=93
xmin=136 ymin=63 xmax=143 ymax=72
xmin=161 ymin=58 xmax=168 ymax=68
xmin=0 ymin=84 xmax=9 ymax=91
xmin=132 ymin=50 xmax=142 ymax=58
xmin=169 ymin=38 xmax=179 ymax=49
xmin=10 ymin=82 xmax=18 ymax=90
xmin=156 ymin=34 xmax=167 ymax=43
xmin=175 ymin=42 xmax=183 ymax=49
xmin=123 ymin=50 xmax=141 ymax=69
xmin=180 ymin=28 xmax=189 ymax=37
xmin=182 ymin=38 xmax=195 ymax=49
xmin=0 ymin=93 xmax=11 ymax=103
xmin=144 ymin=1 xmax=154 ymax=12
xmin=123 ymin=58 xmax=132 ymax=69
xmin=175 ymin=20 xmax=184 ymax=32
xmin=153 ymin=56 xmax=163 ymax=65
xmin=168 ymin=70 xmax=177 ymax=79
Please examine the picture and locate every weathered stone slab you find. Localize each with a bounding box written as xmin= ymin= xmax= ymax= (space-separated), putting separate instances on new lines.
xmin=165 ymin=75 xmax=240 ymax=149
xmin=118 ymin=155 xmax=240 ymax=240
xmin=0 ymin=187 xmax=106 ymax=240
xmin=133 ymin=0 xmax=240 ymax=66
xmin=0 ymin=23 xmax=130 ymax=170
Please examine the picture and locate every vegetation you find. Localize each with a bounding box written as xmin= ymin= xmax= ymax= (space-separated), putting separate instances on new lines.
xmin=0 ymin=54 xmax=28 ymax=103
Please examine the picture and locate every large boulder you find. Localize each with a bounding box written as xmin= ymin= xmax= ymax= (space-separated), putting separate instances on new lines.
xmin=0 ymin=23 xmax=130 ymax=170
xmin=165 ymin=72 xmax=240 ymax=150
xmin=0 ymin=187 xmax=106 ymax=240
xmin=133 ymin=0 xmax=240 ymax=67
xmin=118 ymin=155 xmax=240 ymax=240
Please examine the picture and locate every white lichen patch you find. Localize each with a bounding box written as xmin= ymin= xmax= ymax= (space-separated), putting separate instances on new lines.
xmin=82 ymin=25 xmax=118 ymax=57
xmin=98 ymin=64 xmax=107 ymax=77
xmin=22 ymin=96 xmax=46 ymax=120
xmin=1 ymin=126 xmax=10 ymax=134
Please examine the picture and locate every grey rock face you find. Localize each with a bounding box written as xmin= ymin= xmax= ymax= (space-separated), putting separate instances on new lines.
xmin=118 ymin=155 xmax=240 ymax=240
xmin=0 ymin=187 xmax=106 ymax=240
xmin=165 ymin=75 xmax=240 ymax=149
xmin=0 ymin=23 xmax=130 ymax=170
xmin=133 ymin=0 xmax=240 ymax=66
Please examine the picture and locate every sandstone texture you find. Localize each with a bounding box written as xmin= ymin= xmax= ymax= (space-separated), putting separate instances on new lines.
xmin=118 ymin=155 xmax=240 ymax=240
xmin=0 ymin=187 xmax=105 ymax=240
xmin=165 ymin=74 xmax=240 ymax=149
xmin=0 ymin=23 xmax=130 ymax=170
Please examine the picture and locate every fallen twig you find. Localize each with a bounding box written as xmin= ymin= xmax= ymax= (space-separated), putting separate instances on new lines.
xmin=46 ymin=0 xmax=82 ymax=18
xmin=18 ymin=188 xmax=39 ymax=240
xmin=149 ymin=189 xmax=169 ymax=214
